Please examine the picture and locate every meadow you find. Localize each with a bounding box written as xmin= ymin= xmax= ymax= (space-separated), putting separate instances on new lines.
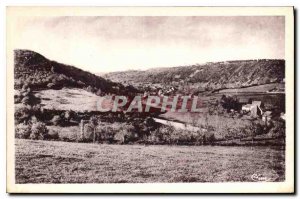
xmin=15 ymin=139 xmax=285 ymax=183
xmin=217 ymin=83 xmax=284 ymax=93
xmin=35 ymin=88 xmax=103 ymax=112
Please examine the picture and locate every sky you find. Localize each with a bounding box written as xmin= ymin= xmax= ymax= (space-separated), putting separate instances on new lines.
xmin=14 ymin=16 xmax=285 ymax=73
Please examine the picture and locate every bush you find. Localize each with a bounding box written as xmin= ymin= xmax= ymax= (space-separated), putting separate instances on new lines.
xmin=268 ymin=119 xmax=285 ymax=138
xmin=100 ymin=126 xmax=117 ymax=143
xmin=15 ymin=105 xmax=33 ymax=124
xmin=115 ymin=124 xmax=136 ymax=143
xmin=147 ymin=125 xmax=212 ymax=145
xmin=78 ymin=122 xmax=138 ymax=144
xmin=158 ymin=125 xmax=175 ymax=144
xmin=47 ymin=129 xmax=59 ymax=140
xmin=243 ymin=122 xmax=266 ymax=139
xmin=30 ymin=122 xmax=48 ymax=140
xmin=220 ymin=95 xmax=240 ymax=111
xmin=203 ymin=132 xmax=216 ymax=145
xmin=20 ymin=91 xmax=39 ymax=106
xmin=15 ymin=123 xmax=31 ymax=139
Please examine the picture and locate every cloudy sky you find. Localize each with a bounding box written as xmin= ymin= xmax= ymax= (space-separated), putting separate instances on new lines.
xmin=14 ymin=16 xmax=284 ymax=73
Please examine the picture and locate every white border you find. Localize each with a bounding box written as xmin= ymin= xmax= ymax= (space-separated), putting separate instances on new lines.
xmin=5 ymin=6 xmax=295 ymax=194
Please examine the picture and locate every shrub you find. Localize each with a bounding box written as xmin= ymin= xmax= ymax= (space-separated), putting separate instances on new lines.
xmin=15 ymin=123 xmax=31 ymax=139
xmin=30 ymin=122 xmax=48 ymax=140
xmin=15 ymin=105 xmax=33 ymax=124
xmin=79 ymin=122 xmax=138 ymax=144
xmin=47 ymin=129 xmax=59 ymax=140
xmin=220 ymin=95 xmax=240 ymax=111
xmin=153 ymin=125 xmax=175 ymax=144
xmin=268 ymin=119 xmax=285 ymax=138
xmin=243 ymin=122 xmax=267 ymax=139
xmin=20 ymin=91 xmax=39 ymax=106
xmin=115 ymin=124 xmax=136 ymax=143
xmin=204 ymin=132 xmax=216 ymax=145
xmin=147 ymin=125 xmax=210 ymax=145
xmin=101 ymin=126 xmax=116 ymax=143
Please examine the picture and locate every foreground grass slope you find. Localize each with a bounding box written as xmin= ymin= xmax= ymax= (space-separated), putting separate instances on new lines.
xmin=15 ymin=139 xmax=285 ymax=183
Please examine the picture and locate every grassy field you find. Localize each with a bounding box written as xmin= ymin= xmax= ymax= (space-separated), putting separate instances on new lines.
xmin=218 ymin=83 xmax=284 ymax=93
xmin=15 ymin=139 xmax=285 ymax=183
xmin=34 ymin=88 xmax=110 ymax=112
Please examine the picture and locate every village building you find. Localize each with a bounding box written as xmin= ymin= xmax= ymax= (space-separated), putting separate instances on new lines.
xmin=262 ymin=111 xmax=273 ymax=125
xmin=241 ymin=100 xmax=263 ymax=117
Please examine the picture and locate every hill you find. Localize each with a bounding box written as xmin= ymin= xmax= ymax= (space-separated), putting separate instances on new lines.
xmin=103 ymin=59 xmax=285 ymax=94
xmin=14 ymin=49 xmax=138 ymax=95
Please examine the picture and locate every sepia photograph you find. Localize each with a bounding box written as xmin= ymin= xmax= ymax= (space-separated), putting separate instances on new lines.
xmin=6 ymin=6 xmax=294 ymax=193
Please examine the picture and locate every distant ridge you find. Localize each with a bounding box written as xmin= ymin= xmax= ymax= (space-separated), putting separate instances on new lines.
xmin=104 ymin=59 xmax=285 ymax=91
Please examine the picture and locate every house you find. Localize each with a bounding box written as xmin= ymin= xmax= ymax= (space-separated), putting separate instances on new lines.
xmin=241 ymin=101 xmax=263 ymax=117
xmin=242 ymin=104 xmax=252 ymax=112
xmin=262 ymin=111 xmax=272 ymax=124
xmin=239 ymin=98 xmax=250 ymax=105
xmin=250 ymin=101 xmax=263 ymax=117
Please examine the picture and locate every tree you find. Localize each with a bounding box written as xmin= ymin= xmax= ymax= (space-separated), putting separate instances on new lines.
xmin=30 ymin=121 xmax=48 ymax=140
xmin=220 ymin=95 xmax=240 ymax=112
xmin=89 ymin=116 xmax=98 ymax=143
xmin=15 ymin=123 xmax=31 ymax=139
xmin=15 ymin=105 xmax=32 ymax=124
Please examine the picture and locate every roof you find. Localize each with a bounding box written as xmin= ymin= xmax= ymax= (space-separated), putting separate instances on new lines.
xmin=242 ymin=104 xmax=252 ymax=108
xmin=239 ymin=98 xmax=249 ymax=103
xmin=252 ymin=101 xmax=262 ymax=106
xmin=263 ymin=111 xmax=272 ymax=116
